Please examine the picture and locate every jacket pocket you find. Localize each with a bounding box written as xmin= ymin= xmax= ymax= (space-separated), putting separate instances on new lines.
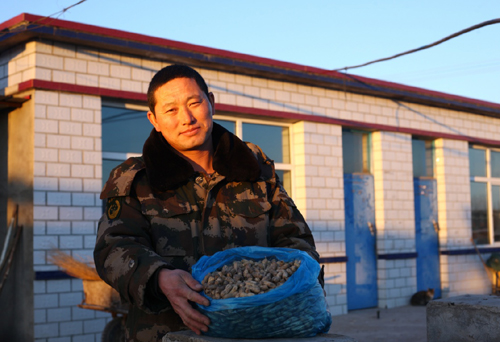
xmin=140 ymin=195 xmax=194 ymax=218
xmin=140 ymin=196 xmax=195 ymax=259
xmin=222 ymin=197 xmax=272 ymax=247
xmin=227 ymin=197 xmax=272 ymax=219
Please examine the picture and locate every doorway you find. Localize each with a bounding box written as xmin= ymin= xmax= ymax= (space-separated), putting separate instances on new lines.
xmin=343 ymin=129 xmax=378 ymax=310
xmin=412 ymin=138 xmax=441 ymax=298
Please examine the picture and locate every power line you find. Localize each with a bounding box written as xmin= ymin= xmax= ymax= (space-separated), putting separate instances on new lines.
xmin=380 ymin=58 xmax=500 ymax=79
xmin=395 ymin=65 xmax=498 ymax=84
xmin=378 ymin=58 xmax=500 ymax=83
xmin=44 ymin=0 xmax=87 ymax=20
xmin=0 ymin=0 xmax=87 ymax=38
xmin=333 ymin=18 xmax=500 ymax=72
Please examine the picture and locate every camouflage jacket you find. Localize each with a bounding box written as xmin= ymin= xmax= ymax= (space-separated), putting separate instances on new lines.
xmin=94 ymin=123 xmax=320 ymax=342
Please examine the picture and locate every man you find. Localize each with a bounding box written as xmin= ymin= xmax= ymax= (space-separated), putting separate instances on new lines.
xmin=94 ymin=64 xmax=322 ymax=342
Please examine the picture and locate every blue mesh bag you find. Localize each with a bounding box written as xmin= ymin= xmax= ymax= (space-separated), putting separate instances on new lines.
xmin=191 ymin=246 xmax=332 ymax=338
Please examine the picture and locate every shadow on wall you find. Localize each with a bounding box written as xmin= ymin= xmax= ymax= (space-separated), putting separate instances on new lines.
xmin=76 ymin=43 xmax=468 ymax=138
xmin=1 ymin=39 xmax=482 ymax=142
xmin=0 ymin=179 xmax=34 ymax=342
xmin=342 ymin=73 xmax=469 ymax=137
xmin=0 ymin=103 xmax=34 ymax=341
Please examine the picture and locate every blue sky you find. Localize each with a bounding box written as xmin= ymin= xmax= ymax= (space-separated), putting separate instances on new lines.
xmin=3 ymin=0 xmax=499 ymax=104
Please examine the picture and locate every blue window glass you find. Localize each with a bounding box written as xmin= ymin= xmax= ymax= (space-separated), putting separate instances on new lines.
xmin=275 ymin=170 xmax=292 ymax=196
xmin=102 ymin=106 xmax=152 ymax=153
xmin=214 ymin=119 xmax=235 ymax=134
xmin=491 ymin=151 xmax=500 ymax=178
xmin=242 ymin=123 xmax=290 ymax=163
xmin=412 ymin=139 xmax=434 ymax=178
xmin=343 ymin=130 xmax=370 ymax=174
xmin=412 ymin=140 xmax=426 ymax=178
xmin=471 ymin=181 xmax=489 ymax=244
xmin=469 ymin=147 xmax=486 ymax=177
xmin=493 ymin=185 xmax=500 ymax=243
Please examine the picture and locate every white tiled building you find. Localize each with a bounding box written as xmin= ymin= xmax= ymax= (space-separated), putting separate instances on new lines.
xmin=1 ymin=13 xmax=500 ymax=341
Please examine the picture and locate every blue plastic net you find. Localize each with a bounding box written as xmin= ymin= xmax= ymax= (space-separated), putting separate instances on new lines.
xmin=191 ymin=246 xmax=332 ymax=338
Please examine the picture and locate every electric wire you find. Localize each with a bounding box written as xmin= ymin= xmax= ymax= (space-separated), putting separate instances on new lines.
xmin=0 ymin=0 xmax=87 ymax=38
xmin=396 ymin=64 xmax=500 ymax=83
xmin=333 ymin=18 xmax=500 ymax=72
xmin=379 ymin=58 xmax=500 ymax=83
xmin=380 ymin=58 xmax=500 ymax=79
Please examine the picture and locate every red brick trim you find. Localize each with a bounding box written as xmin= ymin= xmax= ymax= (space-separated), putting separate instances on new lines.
xmin=18 ymin=79 xmax=147 ymax=102
xmin=17 ymin=78 xmax=500 ymax=147
xmin=216 ymin=104 xmax=500 ymax=146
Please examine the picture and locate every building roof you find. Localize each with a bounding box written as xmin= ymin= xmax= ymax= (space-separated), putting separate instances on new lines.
xmin=1 ymin=13 xmax=500 ymax=119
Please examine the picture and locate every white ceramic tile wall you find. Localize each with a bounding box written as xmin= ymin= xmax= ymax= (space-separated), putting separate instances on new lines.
xmin=31 ymin=83 xmax=103 ymax=340
xmin=372 ymin=131 xmax=417 ymax=308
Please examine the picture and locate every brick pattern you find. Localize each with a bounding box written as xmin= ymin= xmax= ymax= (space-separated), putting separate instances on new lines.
xmin=372 ymin=132 xmax=416 ymax=253
xmin=291 ymin=122 xmax=347 ymax=314
xmin=440 ymin=255 xmax=491 ymax=297
xmin=434 ymin=139 xmax=471 ymax=249
xmin=433 ymin=139 xmax=488 ymax=296
xmin=32 ymin=89 xmax=104 ymax=340
xmin=34 ymin=278 xmax=110 ymax=341
xmin=1 ymin=41 xmax=160 ymax=96
xmin=3 ymin=40 xmax=499 ymax=143
xmin=203 ymin=69 xmax=500 ymax=143
xmin=372 ymin=131 xmax=416 ymax=308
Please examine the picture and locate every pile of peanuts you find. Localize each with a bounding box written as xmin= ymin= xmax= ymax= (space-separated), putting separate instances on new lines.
xmin=201 ymin=258 xmax=301 ymax=299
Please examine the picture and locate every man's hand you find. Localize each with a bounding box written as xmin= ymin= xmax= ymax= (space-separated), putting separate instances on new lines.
xmin=158 ymin=268 xmax=210 ymax=335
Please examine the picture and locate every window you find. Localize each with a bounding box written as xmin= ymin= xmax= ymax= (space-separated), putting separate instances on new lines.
xmin=214 ymin=116 xmax=293 ymax=195
xmin=342 ymin=129 xmax=371 ymax=174
xmin=101 ymin=104 xmax=147 ymax=186
xmin=412 ymin=138 xmax=434 ymax=178
xmin=101 ymin=104 xmax=294 ymax=195
xmin=102 ymin=105 xmax=151 ymax=153
xmin=470 ymin=145 xmax=500 ymax=244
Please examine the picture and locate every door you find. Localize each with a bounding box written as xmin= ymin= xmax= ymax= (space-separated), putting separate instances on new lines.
xmin=414 ymin=178 xmax=441 ymax=298
xmin=344 ymin=173 xmax=378 ymax=310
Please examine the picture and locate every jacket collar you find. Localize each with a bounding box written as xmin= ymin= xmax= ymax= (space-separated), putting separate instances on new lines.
xmin=142 ymin=122 xmax=261 ymax=192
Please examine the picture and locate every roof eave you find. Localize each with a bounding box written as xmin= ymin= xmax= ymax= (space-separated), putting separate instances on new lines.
xmin=1 ymin=13 xmax=499 ymax=119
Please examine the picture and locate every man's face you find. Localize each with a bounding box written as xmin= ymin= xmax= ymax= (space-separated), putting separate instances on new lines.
xmin=147 ymin=77 xmax=214 ymax=154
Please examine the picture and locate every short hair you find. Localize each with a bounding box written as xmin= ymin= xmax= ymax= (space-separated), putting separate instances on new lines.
xmin=147 ymin=64 xmax=209 ymax=114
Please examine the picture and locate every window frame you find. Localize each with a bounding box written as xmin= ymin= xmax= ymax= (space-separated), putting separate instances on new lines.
xmin=213 ymin=114 xmax=295 ymax=195
xmin=470 ymin=145 xmax=500 ymax=245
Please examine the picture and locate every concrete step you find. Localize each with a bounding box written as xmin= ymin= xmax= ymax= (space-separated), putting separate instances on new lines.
xmin=427 ymin=294 xmax=500 ymax=342
xmin=163 ymin=330 xmax=357 ymax=342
